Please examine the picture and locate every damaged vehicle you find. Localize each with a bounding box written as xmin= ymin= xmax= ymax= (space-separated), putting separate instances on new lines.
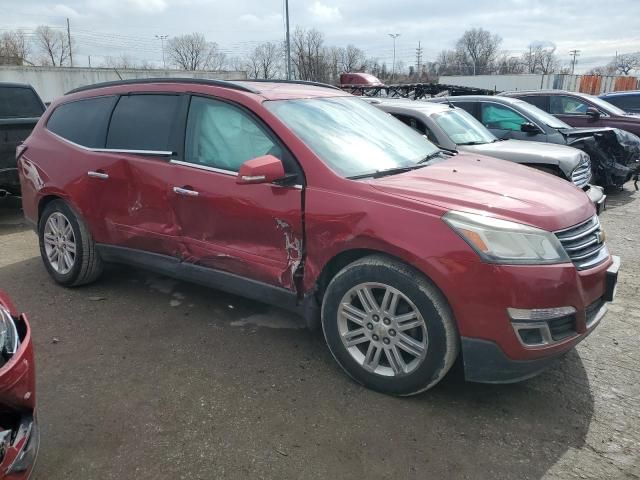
xmin=18 ymin=79 xmax=619 ymax=396
xmin=430 ymin=95 xmax=640 ymax=188
xmin=366 ymin=97 xmax=605 ymax=211
xmin=0 ymin=83 xmax=46 ymax=196
xmin=0 ymin=291 xmax=38 ymax=479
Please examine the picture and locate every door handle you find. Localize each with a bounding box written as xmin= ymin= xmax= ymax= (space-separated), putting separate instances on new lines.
xmin=173 ymin=186 xmax=199 ymax=197
xmin=87 ymin=171 xmax=109 ymax=179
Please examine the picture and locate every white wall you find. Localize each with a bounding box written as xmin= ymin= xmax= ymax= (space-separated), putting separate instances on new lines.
xmin=0 ymin=66 xmax=247 ymax=103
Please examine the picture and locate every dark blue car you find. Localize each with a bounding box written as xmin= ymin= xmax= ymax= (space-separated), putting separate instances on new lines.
xmin=599 ymin=91 xmax=640 ymax=115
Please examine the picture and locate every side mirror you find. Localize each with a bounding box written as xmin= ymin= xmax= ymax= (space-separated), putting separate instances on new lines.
xmin=586 ymin=106 xmax=601 ymax=119
xmin=236 ymin=155 xmax=285 ymax=185
xmin=520 ymin=122 xmax=541 ymax=134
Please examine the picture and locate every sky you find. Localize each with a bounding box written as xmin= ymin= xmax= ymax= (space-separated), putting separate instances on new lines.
xmin=2 ymin=0 xmax=640 ymax=73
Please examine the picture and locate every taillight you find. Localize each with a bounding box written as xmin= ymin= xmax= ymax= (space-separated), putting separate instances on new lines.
xmin=16 ymin=142 xmax=28 ymax=160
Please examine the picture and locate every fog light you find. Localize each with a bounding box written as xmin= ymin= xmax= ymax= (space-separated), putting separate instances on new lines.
xmin=507 ymin=306 xmax=576 ymax=321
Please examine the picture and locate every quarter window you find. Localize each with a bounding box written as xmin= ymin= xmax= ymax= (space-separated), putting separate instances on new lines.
xmin=184 ymin=96 xmax=283 ymax=172
xmin=47 ymin=96 xmax=117 ymax=148
xmin=549 ymin=96 xmax=589 ymax=115
xmin=481 ymin=103 xmax=529 ymax=131
xmin=107 ymin=94 xmax=181 ymax=151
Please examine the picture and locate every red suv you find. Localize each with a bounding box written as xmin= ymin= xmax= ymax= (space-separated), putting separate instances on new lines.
xmin=18 ymin=79 xmax=619 ymax=395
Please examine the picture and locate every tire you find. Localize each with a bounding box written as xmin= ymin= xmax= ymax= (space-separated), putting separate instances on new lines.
xmin=38 ymin=200 xmax=103 ymax=286
xmin=321 ymin=255 xmax=459 ymax=396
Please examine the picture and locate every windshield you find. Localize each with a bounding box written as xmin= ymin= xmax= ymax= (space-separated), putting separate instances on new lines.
xmin=585 ymin=94 xmax=627 ymax=116
xmin=433 ymin=109 xmax=496 ymax=145
xmin=513 ymin=100 xmax=569 ymax=129
xmin=265 ymin=97 xmax=439 ymax=178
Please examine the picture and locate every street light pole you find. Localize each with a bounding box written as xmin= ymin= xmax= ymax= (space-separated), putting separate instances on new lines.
xmin=285 ymin=0 xmax=292 ymax=80
xmin=156 ymin=34 xmax=168 ymax=69
xmin=388 ymin=33 xmax=400 ymax=82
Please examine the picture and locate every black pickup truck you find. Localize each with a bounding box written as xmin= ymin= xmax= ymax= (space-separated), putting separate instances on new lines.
xmin=0 ymin=83 xmax=46 ymax=196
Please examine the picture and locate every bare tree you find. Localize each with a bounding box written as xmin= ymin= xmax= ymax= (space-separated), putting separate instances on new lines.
xmin=35 ymin=25 xmax=71 ymax=67
xmin=521 ymin=43 xmax=559 ymax=74
xmin=291 ymin=27 xmax=328 ymax=82
xmin=0 ymin=31 xmax=31 ymax=65
xmin=246 ymin=42 xmax=282 ymax=79
xmin=455 ymin=28 xmax=502 ymax=75
xmin=496 ymin=54 xmax=525 ymax=74
xmin=167 ymin=33 xmax=225 ymax=71
xmin=101 ymin=54 xmax=152 ymax=69
xmin=339 ymin=44 xmax=366 ymax=73
xmin=613 ymin=53 xmax=640 ymax=75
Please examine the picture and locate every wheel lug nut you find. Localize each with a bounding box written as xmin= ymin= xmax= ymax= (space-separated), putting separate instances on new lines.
xmin=383 ymin=318 xmax=391 ymax=325
xmin=389 ymin=329 xmax=396 ymax=336
xmin=367 ymin=323 xmax=373 ymax=330
xmin=372 ymin=315 xmax=379 ymax=322
xmin=372 ymin=334 xmax=379 ymax=341
xmin=383 ymin=337 xmax=390 ymax=345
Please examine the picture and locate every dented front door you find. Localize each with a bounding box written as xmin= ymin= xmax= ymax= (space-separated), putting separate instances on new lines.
xmin=168 ymin=95 xmax=303 ymax=291
xmin=169 ymin=163 xmax=303 ymax=290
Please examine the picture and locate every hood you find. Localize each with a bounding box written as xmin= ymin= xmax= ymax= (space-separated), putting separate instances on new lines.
xmin=558 ymin=126 xmax=615 ymax=139
xmin=460 ymin=140 xmax=582 ymax=176
xmin=370 ymin=154 xmax=594 ymax=232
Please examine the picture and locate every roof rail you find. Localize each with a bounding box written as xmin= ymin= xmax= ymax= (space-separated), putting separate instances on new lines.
xmin=240 ymin=79 xmax=342 ymax=91
xmin=65 ymin=77 xmax=260 ymax=95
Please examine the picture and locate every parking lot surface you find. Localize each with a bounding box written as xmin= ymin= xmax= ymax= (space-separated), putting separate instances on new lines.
xmin=0 ymin=188 xmax=638 ymax=480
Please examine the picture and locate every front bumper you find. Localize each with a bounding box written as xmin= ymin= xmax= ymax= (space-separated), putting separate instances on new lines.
xmin=461 ymin=256 xmax=620 ymax=383
xmin=0 ymin=414 xmax=39 ymax=479
xmin=585 ymin=184 xmax=606 ymax=213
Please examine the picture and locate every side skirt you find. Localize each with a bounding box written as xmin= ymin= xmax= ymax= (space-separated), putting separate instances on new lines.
xmin=96 ymin=244 xmax=303 ymax=314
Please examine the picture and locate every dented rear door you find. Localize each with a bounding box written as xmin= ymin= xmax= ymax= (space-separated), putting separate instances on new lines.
xmin=169 ymin=95 xmax=304 ymax=291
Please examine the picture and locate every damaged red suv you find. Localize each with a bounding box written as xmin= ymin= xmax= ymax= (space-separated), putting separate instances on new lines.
xmin=0 ymin=292 xmax=38 ymax=478
xmin=18 ymin=79 xmax=619 ymax=395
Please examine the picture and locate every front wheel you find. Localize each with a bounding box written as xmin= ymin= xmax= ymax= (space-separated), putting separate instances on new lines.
xmin=321 ymin=255 xmax=459 ymax=396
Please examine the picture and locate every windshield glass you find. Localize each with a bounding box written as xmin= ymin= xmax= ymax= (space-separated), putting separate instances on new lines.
xmin=585 ymin=94 xmax=627 ymax=116
xmin=513 ymin=100 xmax=569 ymax=129
xmin=433 ymin=109 xmax=496 ymax=145
xmin=265 ymin=97 xmax=439 ymax=178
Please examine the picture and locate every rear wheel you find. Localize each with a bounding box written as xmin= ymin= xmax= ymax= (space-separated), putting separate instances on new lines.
xmin=321 ymin=255 xmax=459 ymax=396
xmin=39 ymin=200 xmax=103 ymax=286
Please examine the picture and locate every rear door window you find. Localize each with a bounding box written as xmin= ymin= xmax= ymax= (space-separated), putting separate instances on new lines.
xmin=0 ymin=87 xmax=44 ymax=118
xmin=481 ymin=103 xmax=529 ymax=131
xmin=47 ymin=96 xmax=118 ymax=148
xmin=520 ymin=95 xmax=549 ymax=112
xmin=107 ymin=94 xmax=182 ymax=152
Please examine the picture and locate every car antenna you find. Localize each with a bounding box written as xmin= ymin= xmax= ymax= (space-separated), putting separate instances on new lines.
xmin=445 ymin=96 xmax=455 ymax=109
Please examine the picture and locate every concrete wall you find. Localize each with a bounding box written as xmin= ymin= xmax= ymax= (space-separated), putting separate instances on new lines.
xmin=439 ymin=74 xmax=640 ymax=94
xmin=0 ymin=66 xmax=247 ymax=103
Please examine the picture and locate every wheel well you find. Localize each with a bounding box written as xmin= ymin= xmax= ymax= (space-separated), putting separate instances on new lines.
xmin=38 ymin=195 xmax=62 ymax=223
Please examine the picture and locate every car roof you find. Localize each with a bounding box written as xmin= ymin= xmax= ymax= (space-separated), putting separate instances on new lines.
xmin=431 ymin=95 xmax=520 ymax=104
xmin=0 ymin=82 xmax=34 ymax=89
xmin=600 ymin=90 xmax=640 ymax=97
xmin=64 ymin=78 xmax=349 ymax=101
xmin=499 ymin=89 xmax=574 ymax=97
xmin=366 ymin=97 xmax=451 ymax=114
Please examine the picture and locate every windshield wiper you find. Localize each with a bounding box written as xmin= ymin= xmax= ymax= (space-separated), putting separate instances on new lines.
xmin=457 ymin=141 xmax=486 ymax=146
xmin=418 ymin=150 xmax=448 ymax=163
xmin=347 ymin=164 xmax=426 ymax=180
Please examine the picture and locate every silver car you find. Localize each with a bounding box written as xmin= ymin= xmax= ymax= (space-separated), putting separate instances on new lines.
xmin=367 ymin=98 xmax=605 ymax=211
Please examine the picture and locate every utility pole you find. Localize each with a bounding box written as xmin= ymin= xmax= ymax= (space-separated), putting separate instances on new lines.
xmin=285 ymin=0 xmax=292 ymax=80
xmin=66 ymin=18 xmax=73 ymax=67
xmin=388 ymin=33 xmax=400 ymax=82
xmin=415 ymin=41 xmax=423 ymax=79
xmin=569 ymin=49 xmax=581 ymax=75
xmin=88 ymin=55 xmax=91 ymax=68
xmin=156 ymin=34 xmax=168 ymax=69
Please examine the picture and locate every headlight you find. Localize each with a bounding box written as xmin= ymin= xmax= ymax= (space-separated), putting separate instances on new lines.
xmin=0 ymin=306 xmax=19 ymax=360
xmin=443 ymin=211 xmax=570 ymax=265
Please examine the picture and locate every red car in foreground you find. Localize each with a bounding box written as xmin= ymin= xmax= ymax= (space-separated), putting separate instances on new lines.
xmin=18 ymin=78 xmax=619 ymax=395
xmin=0 ymin=292 xmax=38 ymax=479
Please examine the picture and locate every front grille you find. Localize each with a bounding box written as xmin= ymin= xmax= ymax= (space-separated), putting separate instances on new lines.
xmin=555 ymin=215 xmax=608 ymax=270
xmin=571 ymin=155 xmax=592 ymax=188
xmin=548 ymin=313 xmax=576 ymax=341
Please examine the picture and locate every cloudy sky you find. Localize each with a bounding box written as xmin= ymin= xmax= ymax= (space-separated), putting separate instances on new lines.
xmin=3 ymin=0 xmax=640 ymax=72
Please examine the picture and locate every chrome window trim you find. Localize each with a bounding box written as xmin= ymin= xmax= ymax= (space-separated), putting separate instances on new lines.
xmin=47 ymin=130 xmax=173 ymax=156
xmin=169 ymin=159 xmax=237 ymax=176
